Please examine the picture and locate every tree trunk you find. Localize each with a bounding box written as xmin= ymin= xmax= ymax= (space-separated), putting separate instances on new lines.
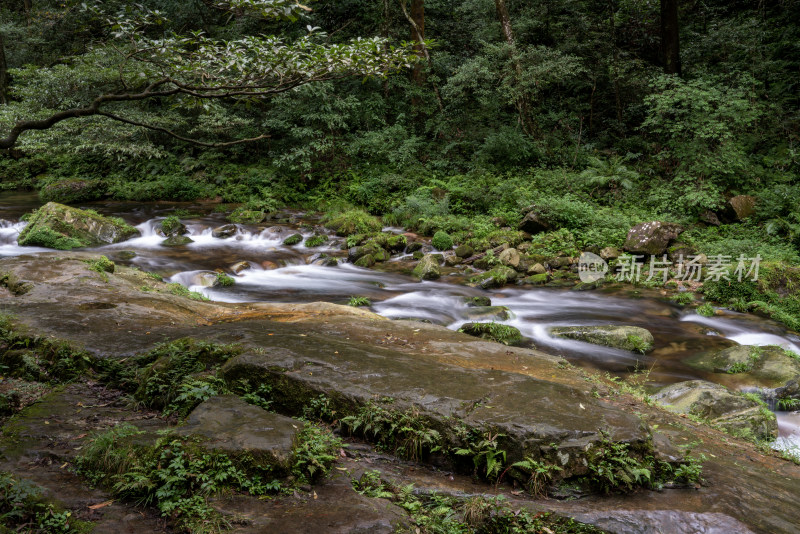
xmin=0 ymin=33 xmax=8 ymax=105
xmin=661 ymin=0 xmax=681 ymax=75
xmin=608 ymin=0 xmax=622 ymax=123
xmin=493 ymin=0 xmax=536 ymax=136
xmin=410 ymin=0 xmax=425 ymax=85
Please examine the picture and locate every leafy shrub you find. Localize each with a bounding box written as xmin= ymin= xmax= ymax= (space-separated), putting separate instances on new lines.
xmin=322 ymin=209 xmax=382 ymax=236
xmin=347 ymin=296 xmax=371 ymax=307
xmin=431 ymin=231 xmax=453 ymax=250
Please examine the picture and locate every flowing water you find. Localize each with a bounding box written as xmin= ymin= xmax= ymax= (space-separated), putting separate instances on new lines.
xmin=1 ymin=193 xmax=799 ymax=457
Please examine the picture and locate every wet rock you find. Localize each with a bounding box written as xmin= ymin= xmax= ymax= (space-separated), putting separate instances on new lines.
xmin=459 ymin=322 xmax=523 ymax=345
xmin=498 ymin=248 xmax=520 ymax=268
xmin=354 ymin=255 xmax=376 ymax=268
xmin=549 ymin=325 xmax=654 ymax=353
xmin=308 ymin=254 xmax=339 ymax=267
xmin=212 ymin=224 xmax=238 ymax=239
xmin=455 ymin=244 xmax=474 ymax=258
xmin=175 ymin=395 xmax=301 ymax=472
xmin=462 ymin=296 xmax=491 ymax=307
xmin=191 ymin=272 xmax=220 ymax=288
xmin=231 ymin=261 xmax=251 ymax=274
xmin=463 ymin=306 xmax=512 ymax=321
xmin=700 ymin=210 xmax=722 ymax=226
xmin=17 ymin=202 xmax=140 ymax=249
xmin=723 ymin=195 xmax=756 ymax=222
xmin=527 ymin=262 xmax=547 ymax=275
xmin=155 ymin=218 xmax=187 ymax=238
xmin=261 ymin=260 xmax=281 ymax=270
xmin=406 ymin=242 xmax=423 ymax=254
xmin=523 ymin=273 xmax=548 ymax=285
xmin=115 ymin=250 xmax=137 ymax=261
xmin=444 ymin=254 xmax=461 ymax=267
xmin=412 ymin=254 xmax=440 ymax=281
xmin=623 ymin=221 xmax=684 ymax=256
xmin=599 ymin=247 xmax=620 ymax=260
xmin=652 ymin=380 xmax=777 ymax=440
xmin=349 ymin=243 xmax=388 ymax=263
xmin=161 ymin=235 xmax=194 ymax=247
xmin=473 ymin=266 xmax=518 ymax=289
xmin=412 ymin=251 xmax=424 ymax=260
xmin=283 ymin=233 xmax=303 ymax=246
xmin=686 ymin=345 xmax=800 ymax=388
xmin=546 ymin=257 xmax=573 ymax=269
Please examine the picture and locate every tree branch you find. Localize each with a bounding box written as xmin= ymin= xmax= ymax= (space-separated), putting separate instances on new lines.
xmin=96 ymin=110 xmax=269 ymax=147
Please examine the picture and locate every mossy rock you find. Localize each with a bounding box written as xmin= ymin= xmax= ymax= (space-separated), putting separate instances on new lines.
xmin=523 ymin=273 xmax=548 ymax=285
xmin=686 ymin=345 xmax=800 ymax=389
xmin=462 ymin=296 xmax=491 ymax=307
xmin=354 ymin=254 xmax=376 ymax=268
xmin=458 ymin=322 xmax=523 ymax=345
xmin=161 ymin=235 xmax=194 ymax=247
xmin=652 ymin=380 xmax=777 ymax=440
xmin=157 ymin=216 xmax=187 ymax=237
xmin=304 ymin=234 xmax=329 ymax=247
xmin=228 ymin=209 xmax=267 ymax=224
xmin=463 ymin=306 xmax=512 ymax=321
xmin=212 ymin=224 xmax=238 ymax=239
xmin=406 ymin=242 xmax=424 ymax=254
xmin=549 ymin=325 xmax=654 ymax=353
xmin=413 ymin=254 xmax=440 ymax=280
xmin=471 ymin=266 xmax=518 ymax=289
xmin=283 ymin=233 xmax=303 ymax=246
xmin=432 ymin=231 xmax=453 ymax=251
xmin=39 ymin=178 xmax=105 ymax=204
xmin=455 ymin=244 xmax=474 ymax=258
xmin=322 ymin=210 xmax=381 ymax=236
xmin=349 ymin=242 xmax=387 ymax=263
xmin=17 ymin=202 xmax=139 ymax=250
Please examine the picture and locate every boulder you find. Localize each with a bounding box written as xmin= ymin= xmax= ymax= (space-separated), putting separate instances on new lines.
xmin=17 ymin=202 xmax=140 ymax=250
xmin=462 ymin=296 xmax=491 ymax=307
xmin=161 ymin=235 xmax=194 ymax=247
xmin=354 ymin=255 xmax=376 ymax=268
xmin=444 ymin=254 xmax=461 ymax=267
xmin=283 ymin=233 xmax=303 ymax=246
xmin=463 ymin=306 xmax=512 ymax=322
xmin=549 ymin=325 xmax=654 ymax=353
xmin=412 ymin=254 xmax=441 ymax=281
xmin=212 ymin=224 xmax=238 ymax=239
xmin=686 ymin=345 xmax=800 ymax=389
xmin=455 ymin=244 xmax=474 ymax=258
xmin=458 ymin=322 xmax=523 ymax=345
xmin=231 ymin=261 xmax=252 ymax=274
xmin=518 ymin=208 xmax=552 ymax=234
xmin=599 ymin=247 xmax=620 ymax=260
xmin=349 ymin=242 xmax=388 ymax=263
xmin=191 ymin=272 xmax=220 ymax=287
xmin=498 ymin=248 xmax=520 ymax=268
xmin=175 ymin=395 xmax=301 ymax=472
xmin=700 ymin=210 xmax=721 ymax=226
xmin=405 ymin=242 xmax=424 ymax=254
xmin=723 ymin=195 xmax=756 ymax=222
xmin=623 ymin=221 xmax=684 ymax=256
xmin=652 ymin=380 xmax=777 ymax=440
xmin=527 ymin=263 xmax=547 ymax=275
xmin=524 ymin=273 xmax=548 ymax=285
xmin=156 ymin=219 xmax=187 ymax=238
xmin=473 ymin=266 xmax=518 ymax=289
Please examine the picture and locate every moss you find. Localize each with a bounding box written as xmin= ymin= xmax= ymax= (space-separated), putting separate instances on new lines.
xmin=166 ymin=282 xmax=208 ymax=301
xmin=160 ymin=215 xmax=184 ymax=235
xmin=85 ymin=255 xmax=115 ymax=274
xmin=0 ymin=271 xmax=33 ymax=295
xmin=17 ymin=203 xmax=138 ymax=249
xmin=458 ymin=322 xmax=523 ymax=345
xmin=304 ymin=234 xmax=329 ymax=247
xmin=215 ymin=272 xmax=235 ymax=287
xmin=283 ymin=233 xmax=303 ymax=246
xmin=17 ymin=225 xmax=85 ymax=250
xmin=322 ymin=209 xmax=381 ymax=236
xmin=228 ymin=208 xmax=266 ymax=224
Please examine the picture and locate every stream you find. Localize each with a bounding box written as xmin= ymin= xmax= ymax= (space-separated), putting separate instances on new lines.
xmin=1 ymin=193 xmax=799 ymax=457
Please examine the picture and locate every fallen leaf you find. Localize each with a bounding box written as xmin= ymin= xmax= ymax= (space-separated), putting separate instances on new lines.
xmin=88 ymin=500 xmax=114 ymax=510
xmin=579 ymin=403 xmax=585 ymax=410
xmin=313 ymin=491 xmax=318 ymax=500
xmin=60 ymin=462 xmax=68 ymax=469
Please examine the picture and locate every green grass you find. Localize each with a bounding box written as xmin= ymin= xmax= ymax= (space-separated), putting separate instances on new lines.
xmin=166 ymin=282 xmax=209 ymax=301
xmin=304 ymin=234 xmax=329 ymax=247
xmin=347 ymin=296 xmax=371 ymax=307
xmin=696 ymin=302 xmax=715 ymax=317
xmin=215 ymin=272 xmax=235 ymax=287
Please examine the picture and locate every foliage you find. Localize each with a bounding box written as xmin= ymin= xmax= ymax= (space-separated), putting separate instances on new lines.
xmin=85 ymin=255 xmax=115 ymax=275
xmin=167 ymin=282 xmax=209 ymax=301
xmin=215 ymin=272 xmax=236 ymax=287
xmin=458 ymin=322 xmax=523 ymax=345
xmin=322 ymin=209 xmax=382 ymax=236
xmin=291 ymin=422 xmax=343 ymax=483
xmin=431 ymin=231 xmax=453 ymax=251
xmin=455 ymin=431 xmax=507 ymax=481
xmin=347 ymin=296 xmax=371 ymax=307
xmin=304 ymin=234 xmax=329 ymax=247
xmin=696 ymin=303 xmax=715 ymax=317
xmin=0 ymin=471 xmax=88 ymax=533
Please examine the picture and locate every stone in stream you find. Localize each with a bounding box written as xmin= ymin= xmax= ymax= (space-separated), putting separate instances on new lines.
xmin=652 ymin=380 xmax=777 ymax=440
xmin=17 ymin=202 xmax=140 ymax=250
xmin=174 ymin=395 xmax=301 ymax=473
xmin=212 ymin=223 xmax=238 ymax=239
xmin=454 ymin=244 xmax=473 ymax=258
xmin=462 ymin=296 xmax=491 ymax=307
xmin=191 ymin=272 xmax=221 ymax=287
xmin=462 ymin=306 xmax=512 ymax=321
xmin=230 ymin=261 xmax=252 ymax=274
xmin=685 ymin=345 xmax=800 ymax=389
xmin=549 ymin=325 xmax=654 ymax=353
xmin=155 ymin=218 xmax=187 ymax=238
xmin=458 ymin=322 xmax=522 ymax=345
xmin=498 ymin=247 xmax=520 ymax=268
xmin=412 ymin=254 xmax=440 ymax=280
xmin=283 ymin=233 xmax=303 ymax=246
xmin=161 ymin=235 xmax=194 ymax=247
xmin=623 ymin=221 xmax=683 ymax=256
xmin=472 ymin=266 xmax=517 ymax=289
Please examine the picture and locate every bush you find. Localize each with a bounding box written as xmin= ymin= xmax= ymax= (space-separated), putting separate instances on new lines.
xmin=322 ymin=209 xmax=382 ymax=236
xmin=432 ymin=231 xmax=453 ymax=250
xmin=39 ymin=178 xmax=105 ymax=204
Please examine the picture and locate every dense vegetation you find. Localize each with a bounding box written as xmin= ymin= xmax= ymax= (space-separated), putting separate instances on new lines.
xmin=1 ymin=1 xmax=799 ymax=296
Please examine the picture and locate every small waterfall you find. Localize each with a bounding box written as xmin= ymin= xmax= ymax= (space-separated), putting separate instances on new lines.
xmin=0 ymin=220 xmax=26 ymax=245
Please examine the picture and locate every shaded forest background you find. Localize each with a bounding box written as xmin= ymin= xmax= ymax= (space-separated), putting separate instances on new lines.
xmin=1 ymin=0 xmax=799 ymax=264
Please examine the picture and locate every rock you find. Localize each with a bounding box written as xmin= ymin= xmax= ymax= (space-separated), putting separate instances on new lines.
xmin=667 ymin=243 xmax=698 ymax=262
xmin=191 ymin=272 xmax=220 ymax=287
xmin=412 ymin=254 xmax=441 ymax=280
xmin=231 ymin=261 xmax=251 ymax=274
xmin=498 ymin=248 xmax=520 ymax=268
xmin=354 ymin=255 xmax=376 ymax=268
xmin=406 ymin=242 xmax=424 ymax=254
xmin=212 ymin=224 xmax=238 ymax=239
xmin=283 ymin=233 xmax=303 ymax=246
xmin=518 ymin=208 xmax=552 ymax=234
xmin=161 ymin=235 xmax=194 ymax=247
xmin=463 ymin=296 xmax=491 ymax=307
xmin=444 ymin=254 xmax=461 ymax=267
xmin=155 ymin=217 xmax=187 ymax=238
xmin=458 ymin=322 xmax=523 ymax=345
xmin=549 ymin=325 xmax=654 ymax=353
xmin=463 ymin=306 xmax=512 ymax=322
xmin=412 ymin=251 xmax=424 ymax=260
xmin=652 ymin=380 xmax=777 ymax=440
xmin=261 ymin=260 xmax=281 ymax=270
xmin=116 ymin=250 xmax=137 ymax=261
xmin=599 ymin=247 xmax=620 ymax=260
xmin=17 ymin=202 xmax=140 ymax=250
xmin=228 ymin=209 xmax=266 ymax=224
xmin=175 ymin=396 xmax=301 ymax=472
xmin=623 ymin=221 xmax=684 ymax=256
xmin=723 ymin=195 xmax=756 ymax=222
xmin=546 ymin=257 xmax=573 ymax=269
xmin=473 ymin=266 xmax=518 ymax=289
xmin=686 ymin=345 xmax=800 ymax=389
xmin=523 ymin=274 xmax=548 ymax=285
xmin=349 ymin=243 xmax=388 ymax=263
xmin=455 ymin=244 xmax=474 ymax=258
xmin=700 ymin=210 xmax=721 ymax=226
xmin=528 ymin=263 xmax=547 ymax=275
